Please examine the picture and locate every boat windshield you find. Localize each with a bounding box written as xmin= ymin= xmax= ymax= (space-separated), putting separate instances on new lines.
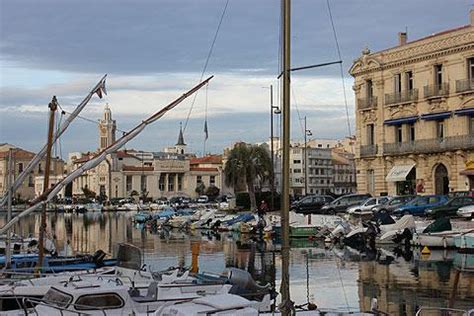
xmin=42 ymin=287 xmax=73 ymax=308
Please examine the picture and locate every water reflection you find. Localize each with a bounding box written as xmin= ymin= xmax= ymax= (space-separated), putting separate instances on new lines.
xmin=0 ymin=212 xmax=472 ymax=313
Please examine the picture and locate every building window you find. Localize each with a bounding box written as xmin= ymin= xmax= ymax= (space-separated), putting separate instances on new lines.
xmin=436 ymin=121 xmax=444 ymax=139
xmin=100 ymin=136 xmax=108 ymax=149
xmin=210 ymin=175 xmax=216 ymax=186
xmin=28 ymin=175 xmax=34 ymax=187
xmin=140 ymin=175 xmax=147 ymax=192
xmin=367 ymin=124 xmax=375 ymax=145
xmin=126 ymin=175 xmax=132 ymax=192
xmin=470 ymin=117 xmax=474 ymax=135
xmin=294 ymin=169 xmax=301 ymax=173
xmin=159 ymin=174 xmax=165 ymax=191
xmin=293 ymin=160 xmax=301 ymax=164
xmin=408 ymin=123 xmax=415 ymax=142
xmin=18 ymin=163 xmax=23 ymax=173
xmin=367 ymin=169 xmax=375 ymax=194
xmin=406 ymin=71 xmax=414 ymax=90
xmin=394 ymin=73 xmax=402 ymax=92
xmin=396 ymin=125 xmax=403 ymax=143
xmin=435 ymin=64 xmax=443 ymax=86
xmin=168 ymin=174 xmax=175 ymax=192
xmin=38 ymin=163 xmax=43 ymax=174
xmin=366 ymin=80 xmax=373 ymax=99
xmin=469 ymin=57 xmax=474 ymax=80
xmin=196 ymin=175 xmax=202 ymax=186
xmin=177 ymin=174 xmax=183 ymax=191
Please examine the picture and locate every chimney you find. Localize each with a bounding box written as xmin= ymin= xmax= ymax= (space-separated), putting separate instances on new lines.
xmin=471 ymin=9 xmax=474 ymax=26
xmin=398 ymin=32 xmax=407 ymax=46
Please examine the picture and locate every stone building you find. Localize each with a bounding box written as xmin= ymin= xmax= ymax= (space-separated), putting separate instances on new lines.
xmin=332 ymin=149 xmax=357 ymax=195
xmin=0 ymin=143 xmax=65 ymax=201
xmin=69 ymin=104 xmax=224 ymax=200
xmin=350 ymin=12 xmax=474 ymax=196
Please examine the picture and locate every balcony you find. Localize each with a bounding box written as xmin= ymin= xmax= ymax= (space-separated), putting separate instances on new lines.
xmin=358 ymin=96 xmax=377 ymax=110
xmin=385 ymin=89 xmax=418 ymax=106
xmin=456 ymin=79 xmax=474 ymax=94
xmin=360 ymin=144 xmax=378 ymax=157
xmin=424 ymin=83 xmax=449 ymax=98
xmin=383 ymin=134 xmax=474 ymax=155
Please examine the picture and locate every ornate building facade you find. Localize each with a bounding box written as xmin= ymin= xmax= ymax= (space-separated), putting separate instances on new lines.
xmin=69 ymin=104 xmax=225 ymax=200
xmin=350 ymin=12 xmax=474 ymax=196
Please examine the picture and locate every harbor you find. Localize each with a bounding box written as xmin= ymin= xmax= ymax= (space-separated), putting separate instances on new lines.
xmin=0 ymin=211 xmax=472 ymax=314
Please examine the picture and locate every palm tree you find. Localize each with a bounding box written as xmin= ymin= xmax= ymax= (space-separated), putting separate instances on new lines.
xmin=224 ymin=143 xmax=272 ymax=210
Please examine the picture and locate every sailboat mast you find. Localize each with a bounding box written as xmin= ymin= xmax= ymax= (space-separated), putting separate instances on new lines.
xmin=5 ymin=149 xmax=13 ymax=268
xmin=280 ymin=0 xmax=292 ymax=314
xmin=37 ymin=96 xmax=58 ymax=270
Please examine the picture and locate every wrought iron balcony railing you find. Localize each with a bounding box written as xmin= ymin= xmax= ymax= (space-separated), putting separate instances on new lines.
xmin=383 ymin=134 xmax=474 ymax=155
xmin=358 ymin=96 xmax=377 ymax=110
xmin=360 ymin=144 xmax=378 ymax=157
xmin=424 ymin=82 xmax=449 ymax=98
xmin=456 ymin=79 xmax=474 ymax=93
xmin=385 ymin=89 xmax=418 ymax=105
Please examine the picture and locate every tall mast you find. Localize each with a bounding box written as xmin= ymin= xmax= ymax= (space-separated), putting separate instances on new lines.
xmin=5 ymin=149 xmax=13 ymax=268
xmin=279 ymin=0 xmax=293 ymax=314
xmin=37 ymin=96 xmax=58 ymax=270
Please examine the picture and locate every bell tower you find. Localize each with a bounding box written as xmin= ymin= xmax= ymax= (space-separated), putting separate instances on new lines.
xmin=99 ymin=103 xmax=116 ymax=151
xmin=175 ymin=122 xmax=186 ymax=155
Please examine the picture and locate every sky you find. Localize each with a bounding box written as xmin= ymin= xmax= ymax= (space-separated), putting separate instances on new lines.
xmin=0 ymin=0 xmax=472 ymax=158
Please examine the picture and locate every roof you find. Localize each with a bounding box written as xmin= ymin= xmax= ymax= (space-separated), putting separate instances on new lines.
xmin=0 ymin=148 xmax=36 ymax=160
xmin=190 ymin=155 xmax=222 ymax=165
xmin=123 ymin=165 xmax=154 ymax=171
xmin=73 ymin=154 xmax=94 ymax=164
xmin=116 ymin=150 xmax=137 ymax=159
xmin=375 ymin=24 xmax=471 ymax=56
xmin=176 ymin=124 xmax=186 ymax=146
xmin=190 ymin=167 xmax=219 ymax=172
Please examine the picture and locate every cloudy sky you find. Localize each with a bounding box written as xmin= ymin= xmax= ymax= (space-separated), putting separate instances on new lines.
xmin=0 ymin=0 xmax=471 ymax=157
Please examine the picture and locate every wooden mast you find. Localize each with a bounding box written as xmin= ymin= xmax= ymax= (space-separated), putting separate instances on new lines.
xmin=279 ymin=0 xmax=293 ymax=314
xmin=5 ymin=149 xmax=13 ymax=268
xmin=37 ymin=96 xmax=58 ymax=270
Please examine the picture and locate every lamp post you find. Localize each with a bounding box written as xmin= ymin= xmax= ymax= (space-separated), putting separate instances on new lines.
xmin=264 ymin=85 xmax=281 ymax=211
xmin=303 ymin=116 xmax=312 ymax=197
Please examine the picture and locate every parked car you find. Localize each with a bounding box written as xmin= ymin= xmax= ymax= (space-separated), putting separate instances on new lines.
xmin=425 ymin=196 xmax=474 ymax=218
xmin=346 ymin=196 xmax=391 ymax=215
xmin=393 ymin=195 xmax=449 ymax=216
xmin=320 ymin=193 xmax=372 ymax=214
xmin=291 ymin=195 xmax=334 ymax=213
xmin=457 ymin=205 xmax=474 ymax=219
xmin=197 ymin=195 xmax=209 ymax=203
xmin=371 ymin=195 xmax=416 ymax=214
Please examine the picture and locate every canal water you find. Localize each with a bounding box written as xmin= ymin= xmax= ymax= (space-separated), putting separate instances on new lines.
xmin=1 ymin=211 xmax=473 ymax=314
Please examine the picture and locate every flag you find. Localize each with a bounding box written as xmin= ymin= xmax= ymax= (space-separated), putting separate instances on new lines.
xmin=204 ymin=120 xmax=209 ymax=140
xmin=94 ymin=77 xmax=107 ymax=99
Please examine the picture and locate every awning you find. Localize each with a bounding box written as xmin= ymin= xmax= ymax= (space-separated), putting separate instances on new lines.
xmin=420 ymin=111 xmax=452 ymax=121
xmin=386 ymin=164 xmax=416 ymax=182
xmin=384 ymin=116 xmax=418 ymax=126
xmin=455 ymin=108 xmax=474 ymax=116
xmin=460 ymin=169 xmax=474 ymax=176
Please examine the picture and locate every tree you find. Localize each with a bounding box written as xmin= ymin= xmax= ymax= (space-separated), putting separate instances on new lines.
xmin=195 ymin=183 xmax=206 ymax=196
xmin=82 ymin=185 xmax=97 ymax=200
xmin=224 ymin=143 xmax=271 ymax=210
xmin=205 ymin=185 xmax=220 ymax=201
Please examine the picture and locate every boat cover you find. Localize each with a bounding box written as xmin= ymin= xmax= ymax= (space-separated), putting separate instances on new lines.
xmin=423 ymin=217 xmax=452 ymax=233
xmin=371 ymin=212 xmax=395 ymax=225
xmin=224 ymin=213 xmax=255 ymax=226
xmin=379 ymin=215 xmax=415 ymax=234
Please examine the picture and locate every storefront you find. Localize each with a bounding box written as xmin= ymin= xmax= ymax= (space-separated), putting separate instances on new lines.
xmin=386 ymin=164 xmax=416 ymax=195
xmin=460 ymin=160 xmax=474 ymax=190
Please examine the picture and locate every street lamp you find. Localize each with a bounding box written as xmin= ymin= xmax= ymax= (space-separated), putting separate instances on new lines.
xmin=264 ymin=85 xmax=281 ymax=211
xmin=304 ymin=116 xmax=312 ymax=197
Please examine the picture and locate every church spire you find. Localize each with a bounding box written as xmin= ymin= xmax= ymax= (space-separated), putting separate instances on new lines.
xmin=176 ymin=122 xmax=186 ymax=146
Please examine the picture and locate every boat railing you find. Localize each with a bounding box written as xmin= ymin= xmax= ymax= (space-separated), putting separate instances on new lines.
xmin=414 ymin=307 xmax=473 ymax=316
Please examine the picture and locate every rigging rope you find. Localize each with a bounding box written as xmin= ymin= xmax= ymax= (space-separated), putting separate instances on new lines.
xmin=182 ymin=0 xmax=229 ymax=133
xmin=61 ymin=110 xmax=127 ymax=134
xmin=335 ymin=255 xmax=351 ymax=311
xmin=326 ymin=0 xmax=352 ymax=137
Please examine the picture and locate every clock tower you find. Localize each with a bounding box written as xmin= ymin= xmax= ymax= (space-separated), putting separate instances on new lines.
xmin=98 ymin=103 xmax=116 ymax=151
